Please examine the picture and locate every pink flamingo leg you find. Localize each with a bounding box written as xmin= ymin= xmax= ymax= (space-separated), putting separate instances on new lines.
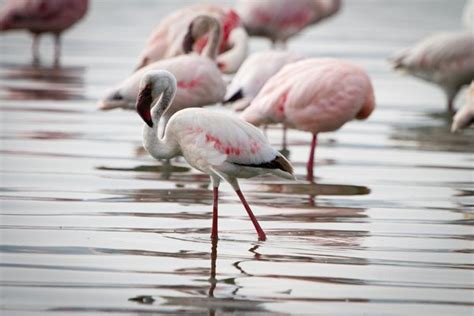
xmin=211 ymin=187 xmax=219 ymax=240
xmin=306 ymin=133 xmax=318 ymax=182
xmin=235 ymin=189 xmax=267 ymax=241
xmin=282 ymin=125 xmax=287 ymax=151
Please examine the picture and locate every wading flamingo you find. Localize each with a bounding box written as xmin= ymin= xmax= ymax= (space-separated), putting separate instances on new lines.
xmin=236 ymin=0 xmax=341 ymax=48
xmin=98 ymin=15 xmax=226 ymax=124
xmin=452 ymin=82 xmax=474 ymax=132
xmin=135 ymin=4 xmax=248 ymax=74
xmin=240 ymin=58 xmax=375 ymax=182
xmin=0 ymin=0 xmax=88 ymax=64
xmin=224 ymin=50 xmax=304 ymax=149
xmin=391 ymin=32 xmax=474 ymax=113
xmin=136 ymin=70 xmax=295 ymax=241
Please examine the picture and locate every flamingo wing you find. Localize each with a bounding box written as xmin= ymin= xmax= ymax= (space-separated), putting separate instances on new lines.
xmin=172 ymin=109 xmax=279 ymax=169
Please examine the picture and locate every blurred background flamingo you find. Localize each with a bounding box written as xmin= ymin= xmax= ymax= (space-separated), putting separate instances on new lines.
xmin=391 ymin=32 xmax=474 ymax=113
xmin=136 ymin=70 xmax=295 ymax=241
xmin=236 ymin=0 xmax=341 ymax=48
xmin=0 ymin=0 xmax=88 ymax=65
xmin=241 ymin=58 xmax=375 ymax=182
xmin=452 ymin=82 xmax=474 ymax=132
xmin=135 ymin=4 xmax=248 ymax=74
xmin=99 ymin=14 xmax=226 ymax=120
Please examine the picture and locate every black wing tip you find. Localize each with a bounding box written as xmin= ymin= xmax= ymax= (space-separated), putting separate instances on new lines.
xmin=224 ymin=89 xmax=243 ymax=103
xmin=234 ymin=155 xmax=293 ymax=174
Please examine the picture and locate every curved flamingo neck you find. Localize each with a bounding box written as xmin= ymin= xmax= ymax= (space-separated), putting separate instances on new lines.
xmin=142 ymin=75 xmax=180 ymax=160
xmin=202 ymin=19 xmax=222 ymax=60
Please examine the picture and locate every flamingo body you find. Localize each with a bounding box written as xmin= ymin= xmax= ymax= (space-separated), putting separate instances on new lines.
xmin=0 ymin=0 xmax=88 ymax=63
xmin=99 ymin=54 xmax=226 ymax=112
xmin=236 ymin=0 xmax=341 ymax=46
xmin=391 ymin=32 xmax=474 ymax=112
xmin=225 ymin=50 xmax=304 ymax=111
xmin=136 ymin=4 xmax=247 ymax=73
xmin=452 ymin=82 xmax=474 ymax=132
xmin=241 ymin=58 xmax=375 ymax=181
xmin=241 ymin=58 xmax=375 ymax=134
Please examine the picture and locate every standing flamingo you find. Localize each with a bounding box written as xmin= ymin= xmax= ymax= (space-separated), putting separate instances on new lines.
xmin=136 ymin=70 xmax=295 ymax=241
xmin=240 ymin=58 xmax=375 ymax=182
xmin=224 ymin=50 xmax=304 ymax=150
xmin=391 ymin=32 xmax=474 ymax=113
xmin=452 ymin=82 xmax=474 ymax=132
xmin=0 ymin=0 xmax=88 ymax=65
xmin=236 ymin=0 xmax=341 ymax=48
xmin=98 ymin=15 xmax=226 ymax=123
xmin=135 ymin=4 xmax=248 ymax=74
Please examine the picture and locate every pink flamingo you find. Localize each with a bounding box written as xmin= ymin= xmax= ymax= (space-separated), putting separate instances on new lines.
xmin=98 ymin=15 xmax=226 ymax=124
xmin=0 ymin=0 xmax=88 ymax=64
xmin=136 ymin=70 xmax=295 ymax=241
xmin=391 ymin=32 xmax=474 ymax=113
xmin=240 ymin=58 xmax=375 ymax=182
xmin=224 ymin=50 xmax=304 ymax=149
xmin=452 ymin=82 xmax=474 ymax=133
xmin=236 ymin=0 xmax=341 ymax=48
xmin=135 ymin=4 xmax=248 ymax=74
xmin=224 ymin=50 xmax=304 ymax=110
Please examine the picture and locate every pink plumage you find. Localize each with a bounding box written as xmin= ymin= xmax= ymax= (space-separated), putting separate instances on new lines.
xmin=136 ymin=4 xmax=248 ymax=74
xmin=0 ymin=0 xmax=88 ymax=64
xmin=236 ymin=0 xmax=341 ymax=47
xmin=241 ymin=58 xmax=375 ymax=181
xmin=99 ymin=15 xmax=226 ymax=121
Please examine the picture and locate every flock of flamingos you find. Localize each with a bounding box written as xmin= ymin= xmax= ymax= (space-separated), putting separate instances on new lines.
xmin=0 ymin=0 xmax=473 ymax=241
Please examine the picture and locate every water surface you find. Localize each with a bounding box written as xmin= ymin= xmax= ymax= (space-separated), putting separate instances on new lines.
xmin=0 ymin=0 xmax=473 ymax=315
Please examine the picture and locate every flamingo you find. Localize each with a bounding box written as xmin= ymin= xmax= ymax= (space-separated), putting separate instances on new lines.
xmin=236 ymin=0 xmax=341 ymax=48
xmin=136 ymin=70 xmax=295 ymax=241
xmin=452 ymin=82 xmax=474 ymax=132
xmin=240 ymin=58 xmax=375 ymax=182
xmin=98 ymin=15 xmax=226 ymax=124
xmin=224 ymin=50 xmax=304 ymax=150
xmin=0 ymin=0 xmax=88 ymax=65
xmin=135 ymin=4 xmax=248 ymax=74
xmin=391 ymin=32 xmax=474 ymax=113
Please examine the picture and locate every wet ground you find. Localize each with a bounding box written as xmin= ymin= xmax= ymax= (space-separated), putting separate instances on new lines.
xmin=0 ymin=0 xmax=473 ymax=315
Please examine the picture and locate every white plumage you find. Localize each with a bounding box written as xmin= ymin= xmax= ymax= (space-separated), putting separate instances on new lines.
xmin=391 ymin=32 xmax=474 ymax=112
xmin=452 ymin=82 xmax=474 ymax=132
xmin=224 ymin=50 xmax=304 ymax=111
xmin=136 ymin=70 xmax=295 ymax=241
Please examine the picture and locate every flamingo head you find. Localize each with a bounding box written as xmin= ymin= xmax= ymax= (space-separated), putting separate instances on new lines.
xmin=136 ymin=70 xmax=177 ymax=128
xmin=183 ymin=15 xmax=220 ymax=54
xmin=97 ymin=88 xmax=132 ymax=111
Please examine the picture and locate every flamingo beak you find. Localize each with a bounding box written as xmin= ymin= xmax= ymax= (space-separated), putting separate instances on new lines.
xmin=136 ymin=84 xmax=153 ymax=128
xmin=183 ymin=23 xmax=195 ymax=53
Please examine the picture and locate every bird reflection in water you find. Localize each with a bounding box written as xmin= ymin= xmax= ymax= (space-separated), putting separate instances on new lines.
xmin=0 ymin=62 xmax=85 ymax=101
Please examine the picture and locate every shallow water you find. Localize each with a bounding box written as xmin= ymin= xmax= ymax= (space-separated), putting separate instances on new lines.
xmin=0 ymin=0 xmax=473 ymax=315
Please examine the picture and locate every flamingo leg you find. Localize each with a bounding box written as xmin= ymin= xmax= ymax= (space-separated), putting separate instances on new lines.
xmin=53 ymin=34 xmax=61 ymax=66
xmin=235 ymin=189 xmax=267 ymax=241
xmin=32 ymin=34 xmax=40 ymax=64
xmin=282 ymin=125 xmax=287 ymax=151
xmin=306 ymin=133 xmax=318 ymax=182
xmin=210 ymin=176 xmax=220 ymax=240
